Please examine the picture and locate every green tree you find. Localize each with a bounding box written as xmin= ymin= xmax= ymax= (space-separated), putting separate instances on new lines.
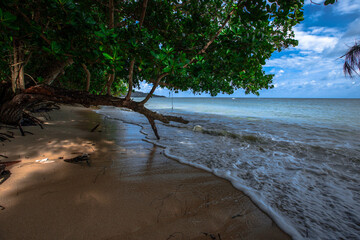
xmin=0 ymin=0 xmax=305 ymax=138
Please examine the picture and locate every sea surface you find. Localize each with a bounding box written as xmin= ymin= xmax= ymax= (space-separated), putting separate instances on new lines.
xmin=97 ymin=98 xmax=360 ymax=240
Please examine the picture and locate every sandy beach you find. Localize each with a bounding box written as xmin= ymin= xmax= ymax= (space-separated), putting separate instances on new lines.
xmin=0 ymin=105 xmax=290 ymax=240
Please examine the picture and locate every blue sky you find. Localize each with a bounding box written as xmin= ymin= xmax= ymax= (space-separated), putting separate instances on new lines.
xmin=142 ymin=0 xmax=360 ymax=98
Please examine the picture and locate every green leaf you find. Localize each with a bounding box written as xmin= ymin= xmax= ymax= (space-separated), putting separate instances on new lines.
xmin=2 ymin=11 xmax=17 ymax=22
xmin=102 ymin=53 xmax=113 ymax=60
xmin=324 ymin=0 xmax=336 ymax=5
xmin=163 ymin=66 xmax=172 ymax=73
xmin=51 ymin=41 xmax=61 ymax=54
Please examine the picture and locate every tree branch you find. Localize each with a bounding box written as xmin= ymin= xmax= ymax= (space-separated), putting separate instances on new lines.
xmin=15 ymin=7 xmax=51 ymax=45
xmin=139 ymin=0 xmax=149 ymax=28
xmin=20 ymin=85 xmax=188 ymax=139
xmin=183 ymin=0 xmax=240 ymax=69
xmin=125 ymin=59 xmax=136 ymax=100
xmin=140 ymin=73 xmax=169 ymax=105
xmin=125 ymin=0 xmax=149 ymax=100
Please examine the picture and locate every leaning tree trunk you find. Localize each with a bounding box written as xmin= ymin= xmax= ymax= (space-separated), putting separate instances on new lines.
xmin=43 ymin=58 xmax=74 ymax=85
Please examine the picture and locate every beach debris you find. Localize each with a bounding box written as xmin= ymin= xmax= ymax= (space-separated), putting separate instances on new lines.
xmin=35 ymin=158 xmax=54 ymax=164
xmin=201 ymin=232 xmax=222 ymax=240
xmin=0 ymin=164 xmax=11 ymax=184
xmin=231 ymin=213 xmax=244 ymax=219
xmin=0 ymin=133 xmax=13 ymax=141
xmin=71 ymin=152 xmax=83 ymax=155
xmin=193 ymin=125 xmax=203 ymax=132
xmin=0 ymin=163 xmax=5 ymax=173
xmin=27 ymin=101 xmax=60 ymax=113
xmin=166 ymin=232 xmax=184 ymax=240
xmin=1 ymin=160 xmax=21 ymax=167
xmin=90 ymin=123 xmax=100 ymax=132
xmin=64 ymin=154 xmax=90 ymax=166
xmin=0 ymin=132 xmax=14 ymax=139
xmin=18 ymin=124 xmax=34 ymax=136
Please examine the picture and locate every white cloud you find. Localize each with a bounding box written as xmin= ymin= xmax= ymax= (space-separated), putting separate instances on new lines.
xmin=305 ymin=0 xmax=360 ymax=15
xmin=308 ymin=27 xmax=340 ymax=36
xmin=139 ymin=82 xmax=151 ymax=92
xmin=294 ymin=28 xmax=339 ymax=53
xmin=342 ymin=17 xmax=360 ymax=38
xmin=335 ymin=0 xmax=360 ymax=15
xmin=324 ymin=18 xmax=360 ymax=57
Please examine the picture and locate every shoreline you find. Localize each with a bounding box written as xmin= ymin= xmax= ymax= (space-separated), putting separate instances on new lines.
xmin=0 ymin=105 xmax=290 ymax=239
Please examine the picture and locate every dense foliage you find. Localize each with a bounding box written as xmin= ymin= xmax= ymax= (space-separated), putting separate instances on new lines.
xmin=0 ymin=0 xmax=305 ymax=97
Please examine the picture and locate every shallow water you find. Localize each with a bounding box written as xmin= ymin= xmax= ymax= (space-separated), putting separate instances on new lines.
xmin=97 ymin=98 xmax=360 ymax=240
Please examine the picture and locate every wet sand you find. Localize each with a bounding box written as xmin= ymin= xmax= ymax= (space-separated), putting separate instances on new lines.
xmin=0 ymin=105 xmax=290 ymax=240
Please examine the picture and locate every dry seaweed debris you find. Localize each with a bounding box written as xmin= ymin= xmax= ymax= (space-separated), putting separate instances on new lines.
xmin=64 ymin=154 xmax=90 ymax=166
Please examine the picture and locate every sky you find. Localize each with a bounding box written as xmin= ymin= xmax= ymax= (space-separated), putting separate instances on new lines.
xmin=142 ymin=0 xmax=360 ymax=98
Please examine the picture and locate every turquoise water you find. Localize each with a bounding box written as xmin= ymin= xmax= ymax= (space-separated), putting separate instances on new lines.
xmin=148 ymin=98 xmax=360 ymax=129
xmin=98 ymin=98 xmax=360 ymax=240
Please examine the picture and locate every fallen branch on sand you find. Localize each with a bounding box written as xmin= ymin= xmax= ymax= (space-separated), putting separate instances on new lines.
xmin=0 ymin=84 xmax=188 ymax=139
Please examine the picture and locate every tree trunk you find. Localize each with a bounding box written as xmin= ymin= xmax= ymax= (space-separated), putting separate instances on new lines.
xmin=81 ymin=63 xmax=91 ymax=92
xmin=11 ymin=40 xmax=25 ymax=92
xmin=106 ymin=0 xmax=115 ymax=95
xmin=106 ymin=68 xmax=115 ymax=95
xmin=125 ymin=0 xmax=149 ymax=101
xmin=10 ymin=42 xmax=18 ymax=92
xmin=0 ymin=82 xmax=31 ymax=126
xmin=43 ymin=58 xmax=74 ymax=85
xmin=0 ymin=94 xmax=32 ymax=126
xmin=140 ymin=73 xmax=169 ymax=105
xmin=125 ymin=59 xmax=135 ymax=100
xmin=18 ymin=43 xmax=25 ymax=90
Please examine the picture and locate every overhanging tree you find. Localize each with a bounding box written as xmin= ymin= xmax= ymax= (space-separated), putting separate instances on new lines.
xmin=0 ymin=0 xmax=305 ymax=139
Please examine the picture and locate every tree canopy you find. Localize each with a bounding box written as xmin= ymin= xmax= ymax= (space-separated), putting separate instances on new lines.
xmin=0 ymin=0 xmax=305 ymax=138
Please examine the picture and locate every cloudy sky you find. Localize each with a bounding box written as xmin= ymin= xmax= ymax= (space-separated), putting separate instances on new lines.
xmin=145 ymin=0 xmax=360 ymax=98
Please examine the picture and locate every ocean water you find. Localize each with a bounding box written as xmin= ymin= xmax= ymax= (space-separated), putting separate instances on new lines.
xmin=97 ymin=98 xmax=360 ymax=240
